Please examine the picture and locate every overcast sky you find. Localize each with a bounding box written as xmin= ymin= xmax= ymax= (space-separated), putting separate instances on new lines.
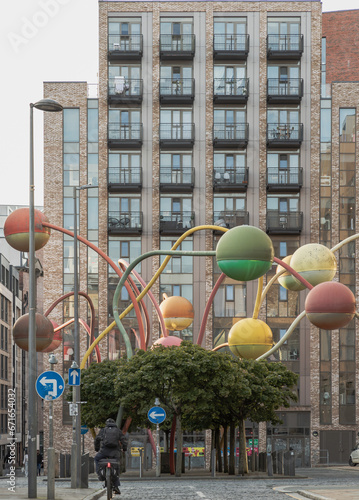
xmin=0 ymin=0 xmax=356 ymax=207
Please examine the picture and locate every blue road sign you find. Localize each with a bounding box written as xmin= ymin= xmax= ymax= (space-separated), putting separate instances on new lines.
xmin=36 ymin=371 xmax=65 ymax=401
xmin=68 ymin=368 xmax=81 ymax=386
xmin=148 ymin=406 xmax=166 ymax=424
xmin=81 ymin=425 xmax=89 ymax=435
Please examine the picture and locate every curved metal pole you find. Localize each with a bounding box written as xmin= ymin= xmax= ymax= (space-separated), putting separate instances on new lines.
xmin=252 ymin=276 xmax=264 ymax=320
xmin=212 ymin=343 xmax=229 ymax=351
xmin=197 ymin=273 xmax=226 ymax=346
xmin=331 ymin=232 xmax=359 ymax=253
xmin=273 ymin=257 xmax=313 ymax=290
xmin=260 ymin=269 xmax=286 ymax=305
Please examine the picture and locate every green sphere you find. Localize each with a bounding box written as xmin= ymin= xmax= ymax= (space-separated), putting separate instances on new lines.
xmin=216 ymin=225 xmax=274 ymax=281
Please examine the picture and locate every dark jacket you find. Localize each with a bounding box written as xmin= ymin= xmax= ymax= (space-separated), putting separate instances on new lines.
xmin=94 ymin=421 xmax=128 ymax=458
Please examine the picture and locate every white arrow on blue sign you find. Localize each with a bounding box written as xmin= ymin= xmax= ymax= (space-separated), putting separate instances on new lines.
xmin=148 ymin=406 xmax=166 ymax=424
xmin=68 ymin=368 xmax=81 ymax=386
xmin=36 ymin=371 xmax=65 ymax=401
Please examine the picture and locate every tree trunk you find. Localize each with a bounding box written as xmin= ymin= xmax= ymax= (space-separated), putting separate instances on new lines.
xmin=175 ymin=414 xmax=183 ymax=477
xmin=215 ymin=427 xmax=222 ymax=472
xmin=229 ymin=423 xmax=235 ymax=475
xmin=223 ymin=425 xmax=228 ymax=473
xmin=238 ymin=419 xmax=248 ymax=475
xmin=169 ymin=416 xmax=176 ymax=475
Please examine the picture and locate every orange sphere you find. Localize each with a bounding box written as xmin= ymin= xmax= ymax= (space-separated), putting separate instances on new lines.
xmin=305 ymin=281 xmax=356 ymax=330
xmin=41 ymin=321 xmax=63 ymax=353
xmin=13 ymin=313 xmax=54 ymax=352
xmin=4 ymin=208 xmax=51 ymax=252
xmin=152 ymin=336 xmax=183 ymax=348
xmin=160 ymin=296 xmax=194 ymax=331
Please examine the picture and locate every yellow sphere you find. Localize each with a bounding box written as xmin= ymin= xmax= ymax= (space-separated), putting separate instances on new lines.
xmin=228 ymin=318 xmax=273 ymax=360
xmin=290 ymin=244 xmax=337 ymax=287
xmin=277 ymin=255 xmax=306 ymax=291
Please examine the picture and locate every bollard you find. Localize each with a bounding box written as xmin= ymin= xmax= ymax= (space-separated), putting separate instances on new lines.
xmin=80 ymin=453 xmax=89 ymax=488
xmin=267 ymin=453 xmax=273 ymax=477
xmin=271 ymin=451 xmax=277 ymax=474
xmin=284 ymin=450 xmax=295 ymax=476
xmin=211 ymin=449 xmax=216 ymax=477
xmin=277 ymin=451 xmax=283 ymax=475
xmin=139 ymin=448 xmax=143 ymax=478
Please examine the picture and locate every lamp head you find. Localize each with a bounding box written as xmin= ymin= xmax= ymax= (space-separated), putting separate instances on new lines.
xmin=33 ymin=99 xmax=63 ymax=112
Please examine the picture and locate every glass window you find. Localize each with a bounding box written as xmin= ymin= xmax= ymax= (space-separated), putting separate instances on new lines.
xmin=340 ymin=109 xmax=355 ymax=142
xmin=63 ymin=109 xmax=80 ymax=142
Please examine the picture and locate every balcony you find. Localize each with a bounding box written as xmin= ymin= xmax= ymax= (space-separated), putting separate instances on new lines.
xmin=108 ymin=78 xmax=143 ymax=105
xmin=160 ymin=34 xmax=195 ymax=60
xmin=108 ymin=211 xmax=143 ymax=235
xmin=267 ymin=79 xmax=303 ymax=104
xmin=159 ymin=79 xmax=195 ymax=105
xmin=266 ymin=211 xmax=303 ymax=234
xmin=108 ymin=168 xmax=142 ymax=193
xmin=213 ymin=34 xmax=249 ymax=60
xmin=108 ymin=123 xmax=143 ymax=149
xmin=213 ymin=123 xmax=249 ymax=149
xmin=213 ymin=78 xmax=249 ymax=104
xmin=160 ymin=168 xmax=194 ymax=192
xmin=159 ymin=124 xmax=195 ymax=149
xmin=160 ymin=211 xmax=195 ymax=235
xmin=266 ymin=168 xmax=303 ymax=192
xmin=213 ymin=210 xmax=249 ymax=231
xmin=213 ymin=168 xmax=248 ymax=192
xmin=108 ymin=34 xmax=143 ymax=61
xmin=266 ymin=124 xmax=303 ymax=149
xmin=267 ymin=34 xmax=304 ymax=60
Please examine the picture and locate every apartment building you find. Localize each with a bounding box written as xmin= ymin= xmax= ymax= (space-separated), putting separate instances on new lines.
xmin=41 ymin=1 xmax=359 ymax=467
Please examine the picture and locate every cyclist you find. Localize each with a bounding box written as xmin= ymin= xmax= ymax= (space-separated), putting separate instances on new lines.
xmin=94 ymin=418 xmax=128 ymax=495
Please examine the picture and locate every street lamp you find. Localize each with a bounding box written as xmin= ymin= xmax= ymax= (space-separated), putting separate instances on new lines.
xmin=71 ymin=184 xmax=96 ymax=488
xmin=28 ymin=99 xmax=62 ymax=499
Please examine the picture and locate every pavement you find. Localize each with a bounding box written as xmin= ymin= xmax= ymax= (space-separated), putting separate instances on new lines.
xmin=0 ymin=468 xmax=358 ymax=500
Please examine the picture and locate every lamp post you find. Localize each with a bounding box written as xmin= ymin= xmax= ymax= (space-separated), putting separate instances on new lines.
xmin=71 ymin=184 xmax=96 ymax=488
xmin=29 ymin=99 xmax=62 ymax=499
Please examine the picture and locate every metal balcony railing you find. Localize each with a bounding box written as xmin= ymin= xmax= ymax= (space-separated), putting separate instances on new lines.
xmin=266 ymin=123 xmax=303 ymax=148
xmin=267 ymin=34 xmax=304 ymax=58
xmin=108 ymin=211 xmax=143 ymax=234
xmin=213 ymin=78 xmax=249 ymax=103
xmin=266 ymin=167 xmax=303 ymax=191
xmin=213 ymin=168 xmax=248 ymax=191
xmin=108 ymin=34 xmax=143 ymax=59
xmin=108 ymin=123 xmax=143 ymax=148
xmin=213 ymin=210 xmax=249 ymax=229
xmin=160 ymin=168 xmax=194 ymax=191
xmin=160 ymin=211 xmax=195 ymax=234
xmin=160 ymin=34 xmax=195 ymax=59
xmin=267 ymin=78 xmax=303 ymax=103
xmin=213 ymin=123 xmax=249 ymax=148
xmin=213 ymin=34 xmax=249 ymax=58
xmin=159 ymin=123 xmax=195 ymax=148
xmin=266 ymin=211 xmax=303 ymax=234
xmin=159 ymin=78 xmax=195 ymax=104
xmin=108 ymin=168 xmax=142 ymax=192
xmin=108 ymin=78 xmax=143 ymax=102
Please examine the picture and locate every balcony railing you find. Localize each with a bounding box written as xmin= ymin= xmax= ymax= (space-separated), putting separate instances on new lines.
xmin=267 ymin=34 xmax=304 ymax=59
xmin=160 ymin=211 xmax=195 ymax=234
xmin=160 ymin=168 xmax=195 ymax=192
xmin=213 ymin=34 xmax=249 ymax=59
xmin=213 ymin=123 xmax=249 ymax=148
xmin=108 ymin=34 xmax=143 ymax=60
xmin=159 ymin=78 xmax=195 ymax=104
xmin=266 ymin=168 xmax=303 ymax=192
xmin=159 ymin=123 xmax=195 ymax=149
xmin=266 ymin=211 xmax=303 ymax=234
xmin=108 ymin=78 xmax=143 ymax=105
xmin=108 ymin=123 xmax=143 ymax=149
xmin=266 ymin=123 xmax=303 ymax=148
xmin=160 ymin=34 xmax=195 ymax=60
xmin=108 ymin=167 xmax=142 ymax=192
xmin=213 ymin=78 xmax=249 ymax=104
xmin=108 ymin=211 xmax=143 ymax=235
xmin=213 ymin=210 xmax=249 ymax=230
xmin=267 ymin=78 xmax=303 ymax=104
xmin=213 ymin=168 xmax=248 ymax=192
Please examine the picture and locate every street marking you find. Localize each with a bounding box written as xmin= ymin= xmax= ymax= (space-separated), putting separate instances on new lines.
xmin=196 ymin=492 xmax=207 ymax=498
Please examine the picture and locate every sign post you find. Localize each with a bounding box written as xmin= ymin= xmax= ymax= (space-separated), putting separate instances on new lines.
xmin=148 ymin=403 xmax=166 ymax=477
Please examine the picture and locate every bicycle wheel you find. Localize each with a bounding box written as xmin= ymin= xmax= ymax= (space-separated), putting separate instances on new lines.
xmin=106 ymin=467 xmax=112 ymax=500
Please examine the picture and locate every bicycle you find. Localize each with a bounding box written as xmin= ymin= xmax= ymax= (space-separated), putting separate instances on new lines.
xmin=98 ymin=458 xmax=121 ymax=499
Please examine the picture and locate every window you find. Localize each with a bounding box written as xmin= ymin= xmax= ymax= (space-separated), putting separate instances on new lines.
xmin=340 ymin=109 xmax=355 ymax=142
xmin=109 ymin=153 xmax=141 ymax=184
xmin=108 ymin=18 xmax=142 ymax=50
xmin=160 ymin=153 xmax=192 ymax=184
xmin=160 ymin=109 xmax=193 ymax=139
xmin=160 ymin=239 xmax=193 ymax=274
xmin=213 ymin=284 xmax=246 ymax=317
xmin=213 ymin=18 xmax=247 ymax=50
xmin=214 ymin=65 xmax=246 ymax=95
xmin=267 ymin=153 xmax=299 ymax=184
xmin=108 ymin=238 xmax=141 ymax=274
xmin=160 ymin=18 xmax=194 ymax=51
xmin=267 ymin=17 xmax=301 ymax=50
xmin=160 ymin=196 xmax=192 ymax=227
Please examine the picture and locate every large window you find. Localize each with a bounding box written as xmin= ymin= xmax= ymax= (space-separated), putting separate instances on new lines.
xmin=213 ymin=284 xmax=246 ymax=317
xmin=340 ymin=108 xmax=355 ymax=142
xmin=160 ymin=239 xmax=193 ymax=274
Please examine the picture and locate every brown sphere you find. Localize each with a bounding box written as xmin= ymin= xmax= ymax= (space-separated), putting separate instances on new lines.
xmin=4 ymin=208 xmax=51 ymax=252
xmin=41 ymin=321 xmax=63 ymax=353
xmin=13 ymin=313 xmax=54 ymax=351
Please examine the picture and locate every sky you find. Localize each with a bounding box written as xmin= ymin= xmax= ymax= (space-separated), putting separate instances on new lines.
xmin=0 ymin=0 xmax=357 ymax=207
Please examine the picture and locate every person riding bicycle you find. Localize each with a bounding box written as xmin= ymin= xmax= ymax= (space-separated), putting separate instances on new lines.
xmin=94 ymin=418 xmax=128 ymax=495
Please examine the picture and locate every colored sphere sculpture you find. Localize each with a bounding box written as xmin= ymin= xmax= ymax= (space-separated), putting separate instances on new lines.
xmin=4 ymin=208 xmax=51 ymax=252
xmin=216 ymin=225 xmax=274 ymax=282
xmin=228 ymin=318 xmax=273 ymax=359
xmin=290 ymin=244 xmax=337 ymax=288
xmin=277 ymin=255 xmax=306 ymax=291
xmin=305 ymin=281 xmax=356 ymax=330
xmin=159 ymin=295 xmax=194 ymax=331
xmin=13 ymin=313 xmax=54 ymax=352
xmin=152 ymin=336 xmax=183 ymax=348
xmin=41 ymin=321 xmax=63 ymax=353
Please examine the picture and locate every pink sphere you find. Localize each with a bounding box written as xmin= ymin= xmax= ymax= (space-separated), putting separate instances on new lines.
xmin=152 ymin=336 xmax=183 ymax=348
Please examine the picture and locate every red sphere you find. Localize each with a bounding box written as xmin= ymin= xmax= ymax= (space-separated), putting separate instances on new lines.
xmin=13 ymin=313 xmax=54 ymax=351
xmin=4 ymin=208 xmax=51 ymax=252
xmin=152 ymin=336 xmax=183 ymax=348
xmin=41 ymin=321 xmax=63 ymax=353
xmin=305 ymin=281 xmax=356 ymax=330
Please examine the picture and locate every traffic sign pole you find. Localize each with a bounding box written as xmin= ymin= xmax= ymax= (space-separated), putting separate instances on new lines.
xmin=148 ymin=402 xmax=166 ymax=478
xmin=156 ymin=423 xmax=160 ymax=477
xmin=47 ymin=354 xmax=58 ymax=500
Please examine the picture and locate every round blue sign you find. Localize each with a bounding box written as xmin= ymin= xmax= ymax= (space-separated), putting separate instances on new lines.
xmin=148 ymin=406 xmax=166 ymax=424
xmin=36 ymin=371 xmax=65 ymax=401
